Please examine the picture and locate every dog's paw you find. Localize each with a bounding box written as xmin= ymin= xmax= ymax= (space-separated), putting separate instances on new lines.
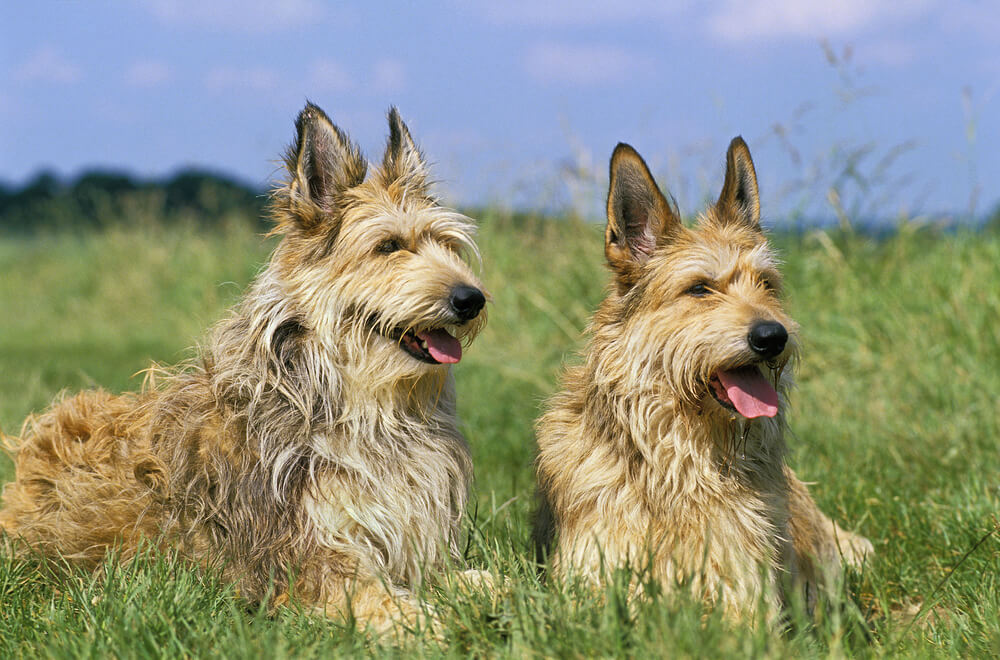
xmin=455 ymin=568 xmax=494 ymax=589
xmin=452 ymin=568 xmax=512 ymax=601
xmin=836 ymin=530 xmax=874 ymax=568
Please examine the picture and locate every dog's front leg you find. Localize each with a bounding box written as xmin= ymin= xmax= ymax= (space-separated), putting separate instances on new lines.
xmin=785 ymin=465 xmax=873 ymax=592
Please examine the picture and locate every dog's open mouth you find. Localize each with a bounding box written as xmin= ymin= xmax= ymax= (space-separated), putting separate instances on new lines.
xmin=388 ymin=327 xmax=463 ymax=364
xmin=708 ymin=365 xmax=779 ymax=419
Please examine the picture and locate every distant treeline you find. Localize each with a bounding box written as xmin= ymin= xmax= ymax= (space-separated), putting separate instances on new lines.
xmin=0 ymin=170 xmax=270 ymax=233
xmin=2 ymin=169 xmax=998 ymax=235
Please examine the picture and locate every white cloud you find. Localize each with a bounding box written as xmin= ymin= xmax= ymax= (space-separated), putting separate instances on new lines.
xmin=306 ymin=58 xmax=353 ymax=92
xmin=372 ymin=59 xmax=406 ymax=93
xmin=204 ymin=65 xmax=280 ymax=92
xmin=707 ymin=0 xmax=932 ymax=42
xmin=15 ymin=46 xmax=82 ymax=84
xmin=143 ymin=0 xmax=326 ymax=33
xmin=124 ymin=59 xmax=173 ymax=87
xmin=476 ymin=0 xmax=689 ymax=26
xmin=524 ymin=42 xmax=648 ymax=86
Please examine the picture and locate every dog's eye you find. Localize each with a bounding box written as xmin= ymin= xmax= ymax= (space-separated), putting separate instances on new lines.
xmin=375 ymin=238 xmax=402 ymax=254
xmin=686 ymin=283 xmax=711 ymax=297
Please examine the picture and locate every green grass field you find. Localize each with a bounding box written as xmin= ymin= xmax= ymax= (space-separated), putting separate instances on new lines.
xmin=1 ymin=216 xmax=998 ymax=657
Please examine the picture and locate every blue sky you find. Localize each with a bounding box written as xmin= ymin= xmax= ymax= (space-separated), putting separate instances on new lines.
xmin=3 ymin=1 xmax=998 ymax=221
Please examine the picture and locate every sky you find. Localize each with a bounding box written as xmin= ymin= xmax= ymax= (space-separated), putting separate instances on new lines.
xmin=2 ymin=1 xmax=998 ymax=222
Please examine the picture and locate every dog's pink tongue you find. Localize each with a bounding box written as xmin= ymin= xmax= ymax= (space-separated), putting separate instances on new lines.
xmin=418 ymin=329 xmax=462 ymax=364
xmin=717 ymin=367 xmax=779 ymax=418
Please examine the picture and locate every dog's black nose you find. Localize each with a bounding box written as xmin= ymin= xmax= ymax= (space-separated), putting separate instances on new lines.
xmin=748 ymin=321 xmax=788 ymax=359
xmin=450 ymin=285 xmax=485 ymax=321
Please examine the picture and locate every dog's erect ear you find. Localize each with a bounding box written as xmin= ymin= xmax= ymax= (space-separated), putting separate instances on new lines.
xmin=379 ymin=107 xmax=430 ymax=195
xmin=606 ymin=143 xmax=680 ymax=288
xmin=278 ymin=101 xmax=366 ymax=233
xmin=716 ymin=136 xmax=761 ymax=230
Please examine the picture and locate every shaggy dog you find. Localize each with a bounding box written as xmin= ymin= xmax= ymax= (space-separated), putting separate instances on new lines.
xmin=1 ymin=103 xmax=488 ymax=633
xmin=534 ymin=138 xmax=872 ymax=621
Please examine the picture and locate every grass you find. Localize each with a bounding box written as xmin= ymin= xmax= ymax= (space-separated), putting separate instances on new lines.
xmin=0 ymin=215 xmax=998 ymax=657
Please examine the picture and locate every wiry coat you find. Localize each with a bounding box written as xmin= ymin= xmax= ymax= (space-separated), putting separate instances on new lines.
xmin=1 ymin=104 xmax=487 ymax=631
xmin=534 ymin=140 xmax=872 ymax=621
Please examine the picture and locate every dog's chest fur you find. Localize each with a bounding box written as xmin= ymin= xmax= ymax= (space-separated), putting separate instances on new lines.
xmin=639 ymin=415 xmax=791 ymax=594
xmin=303 ymin=417 xmax=471 ymax=587
xmin=540 ymin=382 xmax=794 ymax=614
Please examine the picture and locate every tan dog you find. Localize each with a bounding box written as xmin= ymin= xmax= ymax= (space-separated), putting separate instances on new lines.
xmin=1 ymin=103 xmax=488 ymax=633
xmin=534 ymin=138 xmax=872 ymax=621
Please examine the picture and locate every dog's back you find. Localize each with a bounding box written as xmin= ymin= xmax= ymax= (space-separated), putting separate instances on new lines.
xmin=1 ymin=389 xmax=167 ymax=562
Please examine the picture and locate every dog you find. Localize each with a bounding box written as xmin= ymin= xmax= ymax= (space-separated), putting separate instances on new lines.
xmin=0 ymin=102 xmax=488 ymax=633
xmin=533 ymin=138 xmax=873 ymax=621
